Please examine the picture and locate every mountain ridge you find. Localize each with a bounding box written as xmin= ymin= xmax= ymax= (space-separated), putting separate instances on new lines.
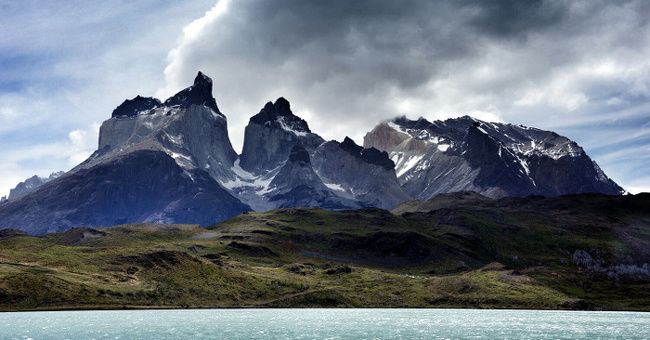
xmin=364 ymin=115 xmax=623 ymax=199
xmin=0 ymin=71 xmax=626 ymax=234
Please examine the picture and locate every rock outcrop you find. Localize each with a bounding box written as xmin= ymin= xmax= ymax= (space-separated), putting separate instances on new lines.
xmin=239 ymin=98 xmax=324 ymax=174
xmin=264 ymin=145 xmax=362 ymax=209
xmin=312 ymin=137 xmax=409 ymax=209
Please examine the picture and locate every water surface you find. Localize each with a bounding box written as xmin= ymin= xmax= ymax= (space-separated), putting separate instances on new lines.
xmin=1 ymin=308 xmax=648 ymax=339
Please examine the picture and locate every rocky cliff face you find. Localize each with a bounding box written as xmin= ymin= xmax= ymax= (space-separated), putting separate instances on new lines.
xmin=0 ymin=72 xmax=250 ymax=234
xmin=226 ymin=99 xmax=408 ymax=210
xmin=364 ymin=116 xmax=623 ymax=199
xmin=312 ymin=137 xmax=410 ymax=209
xmin=239 ymin=98 xmax=324 ymax=174
xmin=95 ymin=72 xmax=238 ymax=180
xmin=264 ymin=145 xmax=362 ymax=209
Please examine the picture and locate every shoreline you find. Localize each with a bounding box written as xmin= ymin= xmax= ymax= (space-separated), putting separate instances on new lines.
xmin=2 ymin=305 xmax=649 ymax=313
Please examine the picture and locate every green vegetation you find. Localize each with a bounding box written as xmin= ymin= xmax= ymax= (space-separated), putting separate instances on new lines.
xmin=0 ymin=194 xmax=648 ymax=311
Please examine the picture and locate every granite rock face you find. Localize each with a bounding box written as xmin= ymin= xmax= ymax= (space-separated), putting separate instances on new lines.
xmin=312 ymin=137 xmax=410 ymax=209
xmin=364 ymin=116 xmax=623 ymax=199
xmin=239 ymin=98 xmax=324 ymax=174
xmin=229 ymin=100 xmax=407 ymax=210
xmin=0 ymin=72 xmax=249 ymax=234
xmin=96 ymin=72 xmax=238 ymax=180
xmin=264 ymin=145 xmax=362 ymax=209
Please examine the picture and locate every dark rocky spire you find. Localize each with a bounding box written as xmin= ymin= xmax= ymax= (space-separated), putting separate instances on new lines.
xmin=163 ymin=71 xmax=220 ymax=113
xmin=111 ymin=96 xmax=161 ymax=118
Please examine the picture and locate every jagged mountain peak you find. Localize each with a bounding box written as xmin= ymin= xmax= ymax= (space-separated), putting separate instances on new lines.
xmin=250 ymin=97 xmax=309 ymax=131
xmin=163 ymin=71 xmax=220 ymax=113
xmin=194 ymin=71 xmax=212 ymax=86
xmin=111 ymin=96 xmax=161 ymax=118
xmin=338 ymin=136 xmax=394 ymax=170
xmin=98 ymin=70 xmax=238 ymax=182
xmin=340 ymin=136 xmax=363 ymax=153
xmin=271 ymin=96 xmax=291 ymax=113
xmin=7 ymin=171 xmax=65 ymax=201
xmin=239 ymin=97 xmax=324 ymax=173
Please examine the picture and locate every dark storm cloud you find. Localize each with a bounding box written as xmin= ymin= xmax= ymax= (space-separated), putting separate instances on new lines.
xmin=157 ymin=0 xmax=650 ymax=192
xmin=166 ymin=0 xmax=574 ymax=94
xmin=464 ymin=0 xmax=568 ymax=38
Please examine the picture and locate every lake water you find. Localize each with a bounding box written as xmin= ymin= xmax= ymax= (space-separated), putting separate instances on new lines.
xmin=0 ymin=309 xmax=648 ymax=339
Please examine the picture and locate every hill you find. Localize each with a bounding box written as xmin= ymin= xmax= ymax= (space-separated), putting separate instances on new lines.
xmin=0 ymin=193 xmax=648 ymax=311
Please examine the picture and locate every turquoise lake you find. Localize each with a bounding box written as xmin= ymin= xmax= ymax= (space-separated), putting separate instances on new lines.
xmin=1 ymin=309 xmax=649 ymax=339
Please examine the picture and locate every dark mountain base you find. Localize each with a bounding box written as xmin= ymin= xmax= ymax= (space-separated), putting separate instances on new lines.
xmin=0 ymin=193 xmax=648 ymax=311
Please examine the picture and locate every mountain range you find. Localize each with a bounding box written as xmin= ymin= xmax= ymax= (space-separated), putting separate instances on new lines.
xmin=0 ymin=72 xmax=624 ymax=234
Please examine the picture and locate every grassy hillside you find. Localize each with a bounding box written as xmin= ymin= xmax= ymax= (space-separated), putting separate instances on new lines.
xmin=0 ymin=193 xmax=648 ymax=311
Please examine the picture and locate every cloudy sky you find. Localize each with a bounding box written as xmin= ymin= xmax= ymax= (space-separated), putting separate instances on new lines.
xmin=1 ymin=0 xmax=649 ymax=196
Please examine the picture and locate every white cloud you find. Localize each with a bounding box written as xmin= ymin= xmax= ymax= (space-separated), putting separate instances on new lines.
xmin=0 ymin=1 xmax=215 ymax=196
xmin=625 ymin=186 xmax=650 ymax=194
xmin=157 ymin=0 xmax=232 ymax=100
xmin=0 ymin=123 xmax=99 ymax=197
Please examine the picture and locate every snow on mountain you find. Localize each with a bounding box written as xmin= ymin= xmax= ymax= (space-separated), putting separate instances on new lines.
xmin=312 ymin=137 xmax=410 ymax=209
xmin=364 ymin=116 xmax=623 ymax=199
xmin=92 ymin=72 xmax=238 ymax=181
xmin=231 ymin=99 xmax=407 ymax=210
xmin=0 ymin=72 xmax=250 ymax=234
xmin=239 ymin=97 xmax=324 ymax=174
xmin=0 ymin=71 xmax=626 ymax=235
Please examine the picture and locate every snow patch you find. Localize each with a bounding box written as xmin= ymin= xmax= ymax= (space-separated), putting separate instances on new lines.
xmin=165 ymin=133 xmax=183 ymax=145
xmin=324 ymin=182 xmax=346 ymax=192
xmin=386 ymin=121 xmax=407 ymax=133
xmin=231 ymin=159 xmax=255 ymax=180
xmin=277 ymin=116 xmax=308 ymax=136
xmin=391 ymin=152 xmax=424 ymax=177
xmin=170 ymin=152 xmax=192 ymax=162
xmin=220 ymin=159 xmax=275 ymax=194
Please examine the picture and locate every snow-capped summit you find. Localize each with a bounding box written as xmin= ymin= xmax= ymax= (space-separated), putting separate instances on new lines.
xmin=250 ymin=97 xmax=312 ymax=135
xmin=364 ymin=116 xmax=623 ymax=199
